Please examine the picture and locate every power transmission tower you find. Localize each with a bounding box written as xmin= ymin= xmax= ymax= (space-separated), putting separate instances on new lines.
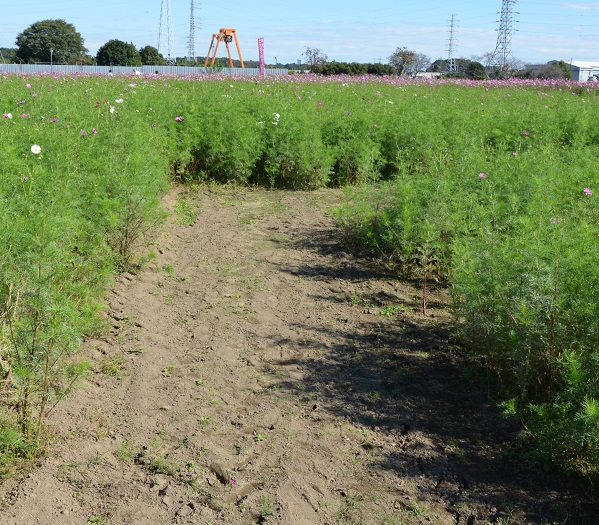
xmin=158 ymin=0 xmax=176 ymax=65
xmin=489 ymin=0 xmax=518 ymax=78
xmin=446 ymin=14 xmax=458 ymax=74
xmin=188 ymin=0 xmax=202 ymax=62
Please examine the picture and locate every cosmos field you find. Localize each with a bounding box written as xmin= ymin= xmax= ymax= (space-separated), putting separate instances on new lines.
xmin=1 ymin=72 xmax=598 ymax=477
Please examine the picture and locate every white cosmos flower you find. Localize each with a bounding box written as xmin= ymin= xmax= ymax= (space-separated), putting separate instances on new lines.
xmin=115 ymin=98 xmax=123 ymax=103
xmin=31 ymin=144 xmax=41 ymax=154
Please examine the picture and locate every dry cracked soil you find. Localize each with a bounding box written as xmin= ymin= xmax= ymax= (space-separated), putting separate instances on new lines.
xmin=0 ymin=186 xmax=595 ymax=525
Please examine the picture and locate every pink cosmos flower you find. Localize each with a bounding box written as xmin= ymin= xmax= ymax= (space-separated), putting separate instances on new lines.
xmin=175 ymin=116 xmax=184 ymax=121
xmin=317 ymin=102 xmax=323 ymax=107
xmin=512 ymin=152 xmax=518 ymax=157
xmin=26 ymin=83 xmax=31 ymax=88
xmin=479 ymin=172 xmax=487 ymax=179
xmin=21 ymin=113 xmax=28 ymax=118
xmin=92 ymin=128 xmax=98 ymax=134
xmin=583 ymin=188 xmax=592 ymax=196
xmin=523 ymin=131 xmax=529 ymax=136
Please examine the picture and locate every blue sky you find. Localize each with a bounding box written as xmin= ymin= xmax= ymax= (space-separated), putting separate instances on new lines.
xmin=1 ymin=1 xmax=599 ymax=65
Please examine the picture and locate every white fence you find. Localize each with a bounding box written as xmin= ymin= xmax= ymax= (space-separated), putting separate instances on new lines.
xmin=0 ymin=64 xmax=291 ymax=76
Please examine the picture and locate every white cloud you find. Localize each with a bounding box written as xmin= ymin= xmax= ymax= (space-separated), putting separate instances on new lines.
xmin=562 ymin=3 xmax=599 ymax=10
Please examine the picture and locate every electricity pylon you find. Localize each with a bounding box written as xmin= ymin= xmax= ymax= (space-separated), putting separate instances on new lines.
xmin=446 ymin=14 xmax=458 ymax=74
xmin=158 ymin=0 xmax=176 ymax=64
xmin=488 ymin=0 xmax=518 ymax=78
xmin=188 ymin=0 xmax=201 ymax=62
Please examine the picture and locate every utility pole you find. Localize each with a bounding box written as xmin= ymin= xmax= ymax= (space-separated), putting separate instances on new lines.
xmin=446 ymin=14 xmax=458 ymax=74
xmin=158 ymin=0 xmax=176 ymax=65
xmin=489 ymin=0 xmax=518 ymax=78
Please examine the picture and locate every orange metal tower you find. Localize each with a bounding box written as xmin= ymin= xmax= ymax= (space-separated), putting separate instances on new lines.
xmin=204 ymin=28 xmax=245 ymax=68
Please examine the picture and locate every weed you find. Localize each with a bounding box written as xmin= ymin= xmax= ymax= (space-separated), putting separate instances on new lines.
xmin=136 ymin=437 xmax=179 ymax=476
xmin=149 ymin=455 xmax=178 ymax=475
xmin=115 ymin=439 xmax=135 ymax=463
xmin=379 ymin=305 xmax=407 ymax=317
xmin=366 ymin=390 xmax=381 ymax=402
xmin=85 ymin=517 xmax=107 ymax=525
xmin=258 ymin=493 xmax=275 ymax=517
xmin=97 ymin=353 xmax=126 ymax=378
xmin=174 ymin=196 xmax=198 ymax=225
xmin=337 ymin=493 xmax=365 ymax=523
xmin=87 ymin=451 xmax=103 ymax=467
xmin=161 ymin=263 xmax=175 ymax=276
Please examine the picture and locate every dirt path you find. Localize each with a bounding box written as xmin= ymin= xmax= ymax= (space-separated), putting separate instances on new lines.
xmin=0 ymin=187 xmax=592 ymax=524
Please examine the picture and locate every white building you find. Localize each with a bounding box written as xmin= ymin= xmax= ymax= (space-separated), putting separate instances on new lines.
xmin=524 ymin=60 xmax=599 ymax=82
xmin=566 ymin=61 xmax=599 ymax=82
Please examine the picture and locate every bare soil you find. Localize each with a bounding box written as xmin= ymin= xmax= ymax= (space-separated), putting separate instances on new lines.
xmin=0 ymin=186 xmax=595 ymax=525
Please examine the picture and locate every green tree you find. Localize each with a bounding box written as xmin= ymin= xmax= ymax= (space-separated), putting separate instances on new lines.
xmin=388 ymin=47 xmax=430 ymax=77
xmin=428 ymin=58 xmax=447 ymax=73
xmin=15 ymin=19 xmax=87 ymax=64
xmin=139 ymin=45 xmax=165 ymax=66
xmin=0 ymin=47 xmax=17 ymax=63
xmin=465 ymin=61 xmax=486 ymax=80
xmin=553 ymin=60 xmax=572 ymax=80
xmin=389 ymin=47 xmax=414 ymax=76
xmin=367 ymin=63 xmax=394 ymax=76
xmin=302 ymin=47 xmax=328 ymax=73
xmin=96 ymin=40 xmax=142 ymax=66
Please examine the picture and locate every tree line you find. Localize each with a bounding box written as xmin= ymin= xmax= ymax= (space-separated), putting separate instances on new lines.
xmin=4 ymin=19 xmax=574 ymax=79
xmin=7 ymin=19 xmax=174 ymax=66
xmin=304 ymin=46 xmax=572 ymax=80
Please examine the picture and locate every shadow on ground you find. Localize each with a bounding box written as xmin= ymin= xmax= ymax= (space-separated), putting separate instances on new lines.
xmin=270 ymin=223 xmax=597 ymax=524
